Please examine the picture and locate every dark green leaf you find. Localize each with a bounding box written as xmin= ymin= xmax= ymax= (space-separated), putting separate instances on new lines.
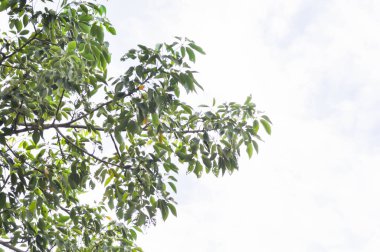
xmin=32 ymin=131 xmax=40 ymax=144
xmin=68 ymin=173 xmax=80 ymax=189
xmin=0 ymin=192 xmax=6 ymax=209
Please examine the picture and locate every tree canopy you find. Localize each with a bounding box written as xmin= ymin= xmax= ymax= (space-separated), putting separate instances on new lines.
xmin=0 ymin=0 xmax=271 ymax=251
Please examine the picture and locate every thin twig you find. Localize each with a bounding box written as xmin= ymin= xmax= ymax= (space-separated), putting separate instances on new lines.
xmin=11 ymin=101 xmax=24 ymax=131
xmin=3 ymin=142 xmax=44 ymax=174
xmin=110 ymin=133 xmax=121 ymax=159
xmin=0 ymin=174 xmax=10 ymax=191
xmin=52 ymin=90 xmax=65 ymax=125
xmin=0 ymin=30 xmax=42 ymax=65
xmin=55 ymin=127 xmax=122 ymax=169
xmin=67 ymin=88 xmax=138 ymax=125
xmin=56 ymin=133 xmax=66 ymax=160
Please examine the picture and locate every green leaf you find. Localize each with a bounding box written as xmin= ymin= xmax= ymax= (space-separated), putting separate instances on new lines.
xmin=167 ymin=203 xmax=177 ymax=217
xmin=0 ymin=0 xmax=9 ymax=12
xmin=57 ymin=215 xmax=70 ymax=223
xmin=67 ymin=41 xmax=77 ymax=52
xmin=15 ymin=19 xmax=22 ymax=32
xmin=114 ymin=130 xmax=124 ymax=146
xmin=72 ymin=227 xmax=82 ymax=235
xmin=32 ymin=131 xmax=40 ymax=144
xmin=82 ymin=52 xmax=95 ymax=61
xmin=181 ymin=104 xmax=192 ymax=114
xmin=29 ymin=200 xmax=37 ymax=213
xmin=186 ymin=47 xmax=195 ymax=62
xmin=246 ymin=142 xmax=253 ymax=159
xmin=98 ymin=5 xmax=107 ymax=15
xmin=91 ymin=24 xmax=104 ymax=43
xmin=180 ymin=46 xmax=185 ymax=57
xmin=136 ymin=214 xmax=146 ymax=226
xmin=19 ymin=30 xmax=29 ymax=35
xmin=194 ymin=161 xmax=203 ymax=178
xmin=202 ymin=155 xmax=212 ymax=169
xmin=253 ymin=120 xmax=259 ymax=134
xmin=158 ymin=200 xmax=169 ymax=221
xmin=260 ymin=119 xmax=271 ymax=135
xmin=104 ymin=175 xmax=113 ymax=187
xmin=189 ymin=43 xmax=206 ymax=55
xmin=127 ymin=120 xmax=139 ymax=134
xmin=168 ymin=182 xmax=177 ymax=193
xmin=152 ymin=113 xmax=159 ymax=127
xmin=68 ymin=173 xmax=80 ymax=189
xmin=262 ymin=115 xmax=272 ymax=124
xmin=106 ymin=25 xmax=116 ymax=35
xmin=78 ymin=22 xmax=91 ymax=33
xmin=252 ymin=140 xmax=259 ymax=154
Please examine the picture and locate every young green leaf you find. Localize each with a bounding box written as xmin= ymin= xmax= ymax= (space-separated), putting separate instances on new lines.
xmin=189 ymin=43 xmax=206 ymax=55
xmin=152 ymin=113 xmax=159 ymax=127
xmin=167 ymin=203 xmax=177 ymax=217
xmin=186 ymin=47 xmax=196 ymax=62
xmin=260 ymin=119 xmax=271 ymax=135
xmin=67 ymin=41 xmax=77 ymax=52
xmin=246 ymin=142 xmax=253 ymax=159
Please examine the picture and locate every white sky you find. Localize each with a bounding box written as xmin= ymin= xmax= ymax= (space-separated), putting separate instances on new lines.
xmin=104 ymin=0 xmax=380 ymax=251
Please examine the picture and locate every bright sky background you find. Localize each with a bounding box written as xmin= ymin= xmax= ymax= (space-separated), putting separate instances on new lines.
xmin=103 ymin=0 xmax=380 ymax=251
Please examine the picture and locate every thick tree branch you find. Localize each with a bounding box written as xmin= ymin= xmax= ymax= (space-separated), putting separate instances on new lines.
xmin=0 ymin=123 xmax=105 ymax=137
xmin=0 ymin=122 xmax=208 ymax=137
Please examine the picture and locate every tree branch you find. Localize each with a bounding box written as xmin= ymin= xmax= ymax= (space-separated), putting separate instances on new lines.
xmin=0 ymin=123 xmax=105 ymax=137
xmin=56 ymin=132 xmax=66 ymax=160
xmin=52 ymin=90 xmax=65 ymax=125
xmin=0 ymin=30 xmax=42 ymax=66
xmin=55 ymin=127 xmax=123 ymax=169
xmin=0 ymin=174 xmax=10 ymax=191
xmin=2 ymin=142 xmax=44 ymax=174
xmin=0 ymin=239 xmax=25 ymax=252
xmin=0 ymin=122 xmax=208 ymax=137
xmin=67 ymin=88 xmax=138 ymax=125
xmin=110 ymin=133 xmax=121 ymax=159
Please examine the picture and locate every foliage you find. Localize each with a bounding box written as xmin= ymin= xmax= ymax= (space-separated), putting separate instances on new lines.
xmin=0 ymin=0 xmax=271 ymax=251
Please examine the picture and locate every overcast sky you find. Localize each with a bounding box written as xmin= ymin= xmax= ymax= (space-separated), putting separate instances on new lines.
xmin=102 ymin=0 xmax=380 ymax=251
